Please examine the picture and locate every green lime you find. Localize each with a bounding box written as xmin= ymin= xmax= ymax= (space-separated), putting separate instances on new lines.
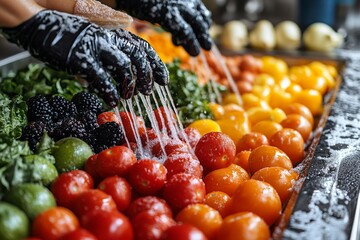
xmin=4 ymin=183 xmax=56 ymax=220
xmin=29 ymin=156 xmax=58 ymax=186
xmin=52 ymin=137 xmax=93 ymax=173
xmin=0 ymin=202 xmax=29 ymax=240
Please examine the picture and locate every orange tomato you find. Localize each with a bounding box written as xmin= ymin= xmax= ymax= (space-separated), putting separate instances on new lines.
xmin=217 ymin=212 xmax=270 ymax=240
xmin=251 ymin=167 xmax=299 ymax=204
xmin=204 ymin=166 xmax=249 ymax=196
xmin=32 ymin=207 xmax=79 ymax=240
xmin=299 ymin=75 xmax=328 ymax=95
xmin=251 ymin=120 xmax=283 ymax=140
xmin=283 ymin=103 xmax=314 ymax=128
xmin=176 ymin=203 xmax=223 ymax=240
xmin=204 ymin=191 xmax=231 ymax=217
xmin=248 ymin=145 xmax=293 ymax=175
xmin=227 ymin=179 xmax=282 ymax=225
xmin=236 ymin=132 xmax=269 ymax=152
xmin=270 ymin=128 xmax=305 ymax=166
xmin=281 ymin=114 xmax=312 ymax=142
xmin=208 ymin=103 xmax=224 ymax=120
xmin=237 ymin=81 xmax=253 ymax=94
xmin=233 ymin=150 xmax=251 ymax=174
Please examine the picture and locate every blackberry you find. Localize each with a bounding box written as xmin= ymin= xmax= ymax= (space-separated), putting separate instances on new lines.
xmin=21 ymin=121 xmax=46 ymax=152
xmin=77 ymin=110 xmax=99 ymax=132
xmin=27 ymin=95 xmax=53 ymax=125
xmin=93 ymin=122 xmax=125 ymax=152
xmin=49 ymin=95 xmax=78 ymax=122
xmin=72 ymin=92 xmax=103 ymax=115
xmin=52 ymin=117 xmax=88 ymax=142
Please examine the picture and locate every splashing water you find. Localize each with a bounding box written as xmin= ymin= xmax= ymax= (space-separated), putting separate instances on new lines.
xmin=211 ymin=45 xmax=242 ymax=105
xmin=113 ymin=107 xmax=130 ymax=148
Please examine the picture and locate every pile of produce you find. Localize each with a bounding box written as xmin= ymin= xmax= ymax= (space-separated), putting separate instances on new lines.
xmin=0 ymin=29 xmax=339 ymax=239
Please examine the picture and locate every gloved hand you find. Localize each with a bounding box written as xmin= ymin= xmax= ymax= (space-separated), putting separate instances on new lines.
xmin=116 ymin=0 xmax=213 ymax=56
xmin=1 ymin=10 xmax=168 ymax=107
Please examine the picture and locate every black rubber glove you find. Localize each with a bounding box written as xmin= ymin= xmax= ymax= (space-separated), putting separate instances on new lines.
xmin=116 ymin=0 xmax=213 ymax=56
xmin=1 ymin=10 xmax=168 ymax=107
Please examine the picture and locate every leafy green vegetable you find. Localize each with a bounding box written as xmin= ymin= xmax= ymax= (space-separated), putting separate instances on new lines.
xmin=0 ymin=133 xmax=57 ymax=198
xmin=0 ymin=93 xmax=27 ymax=139
xmin=164 ymin=60 xmax=227 ymax=125
xmin=0 ymin=64 xmax=84 ymax=101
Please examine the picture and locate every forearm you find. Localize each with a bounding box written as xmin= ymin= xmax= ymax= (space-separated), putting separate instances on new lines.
xmin=33 ymin=0 xmax=75 ymax=13
xmin=0 ymin=0 xmax=43 ymax=27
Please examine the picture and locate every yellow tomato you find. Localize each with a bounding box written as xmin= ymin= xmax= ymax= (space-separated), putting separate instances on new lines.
xmin=188 ymin=119 xmax=221 ymax=136
xmin=223 ymin=109 xmax=247 ymax=122
xmin=269 ymin=88 xmax=293 ymax=110
xmin=289 ymin=65 xmax=312 ymax=84
xmin=254 ymin=74 xmax=275 ymax=87
xmin=252 ymin=120 xmax=283 ymax=140
xmin=208 ymin=103 xmax=224 ymax=120
xmin=223 ymin=93 xmax=242 ymax=106
xmin=285 ymin=83 xmax=303 ymax=98
xmin=295 ymin=89 xmax=323 ymax=115
xmin=252 ymin=85 xmax=271 ymax=103
xmin=246 ymin=107 xmax=272 ymax=126
xmin=271 ymin=108 xmax=287 ymax=123
xmin=326 ymin=65 xmax=338 ymax=78
xmin=276 ymin=76 xmax=291 ymax=90
xmin=299 ymin=75 xmax=328 ymax=95
xmin=242 ymin=93 xmax=271 ymax=110
xmin=261 ymin=57 xmax=288 ymax=80
xmin=217 ymin=119 xmax=250 ymax=143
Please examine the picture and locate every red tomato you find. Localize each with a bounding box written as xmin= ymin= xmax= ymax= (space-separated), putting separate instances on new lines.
xmin=51 ymin=170 xmax=94 ymax=208
xmin=85 ymin=154 xmax=100 ymax=184
xmin=119 ymin=111 xmax=146 ymax=143
xmin=97 ymin=176 xmax=132 ymax=212
xmin=163 ymin=152 xmax=203 ymax=179
xmin=132 ymin=210 xmax=175 ymax=240
xmin=81 ymin=210 xmax=133 ymax=240
xmin=127 ymin=196 xmax=173 ymax=220
xmin=160 ymin=223 xmax=207 ymax=240
xmin=59 ymin=228 xmax=97 ymax=240
xmin=162 ymin=173 xmax=206 ymax=212
xmin=141 ymin=129 xmax=171 ymax=157
xmin=32 ymin=207 xmax=79 ymax=240
xmin=179 ymin=127 xmax=201 ymax=150
xmin=154 ymin=106 xmax=177 ymax=135
xmin=122 ymin=142 xmax=138 ymax=154
xmin=195 ymin=132 xmax=236 ymax=171
xmin=71 ymin=189 xmax=117 ymax=218
xmin=164 ymin=141 xmax=190 ymax=155
xmin=97 ymin=111 xmax=121 ymax=125
xmin=128 ymin=159 xmax=167 ymax=195
xmin=96 ymin=146 xmax=136 ymax=178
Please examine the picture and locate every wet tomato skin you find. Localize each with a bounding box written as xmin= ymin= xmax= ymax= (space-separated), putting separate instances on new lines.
xmin=128 ymin=159 xmax=167 ymax=195
xmin=127 ymin=196 xmax=173 ymax=220
xmin=96 ymin=146 xmax=136 ymax=178
xmin=31 ymin=207 xmax=79 ymax=240
xmin=160 ymin=223 xmax=207 ymax=240
xmin=97 ymin=176 xmax=132 ymax=212
xmin=195 ymin=132 xmax=236 ymax=171
xmin=71 ymin=189 xmax=117 ymax=218
xmin=132 ymin=210 xmax=175 ymax=240
xmin=51 ymin=170 xmax=93 ymax=208
xmin=59 ymin=228 xmax=97 ymax=240
xmin=162 ymin=173 xmax=206 ymax=212
xmin=81 ymin=209 xmax=133 ymax=240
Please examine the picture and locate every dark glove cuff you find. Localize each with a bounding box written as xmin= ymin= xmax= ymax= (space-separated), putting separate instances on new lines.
xmin=1 ymin=10 xmax=90 ymax=69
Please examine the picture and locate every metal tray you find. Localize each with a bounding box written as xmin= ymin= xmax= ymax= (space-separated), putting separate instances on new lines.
xmin=1 ymin=51 xmax=359 ymax=240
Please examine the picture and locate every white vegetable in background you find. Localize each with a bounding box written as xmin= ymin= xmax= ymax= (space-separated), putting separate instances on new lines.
xmin=249 ymin=20 xmax=276 ymax=50
xmin=220 ymin=21 xmax=248 ymax=51
xmin=209 ymin=24 xmax=223 ymax=41
xmin=303 ymin=23 xmax=344 ymax=52
xmin=275 ymin=21 xmax=301 ymax=50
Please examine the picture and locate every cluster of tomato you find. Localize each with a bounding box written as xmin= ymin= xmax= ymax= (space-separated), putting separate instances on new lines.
xmin=24 ymin=54 xmax=338 ymax=240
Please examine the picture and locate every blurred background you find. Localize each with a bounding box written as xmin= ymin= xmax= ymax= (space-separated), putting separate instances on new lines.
xmin=1 ymin=0 xmax=360 ymax=60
